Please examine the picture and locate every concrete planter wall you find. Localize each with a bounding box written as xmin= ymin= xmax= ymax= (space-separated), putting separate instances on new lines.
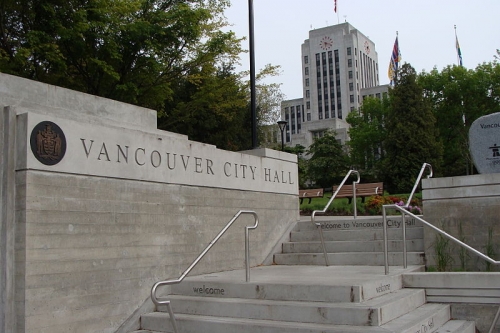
xmin=422 ymin=174 xmax=500 ymax=272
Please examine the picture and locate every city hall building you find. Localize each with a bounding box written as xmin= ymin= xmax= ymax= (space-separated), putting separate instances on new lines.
xmin=281 ymin=22 xmax=389 ymax=150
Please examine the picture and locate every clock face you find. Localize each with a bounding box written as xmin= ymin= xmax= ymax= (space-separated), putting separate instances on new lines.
xmin=364 ymin=41 xmax=370 ymax=54
xmin=319 ymin=36 xmax=333 ymax=50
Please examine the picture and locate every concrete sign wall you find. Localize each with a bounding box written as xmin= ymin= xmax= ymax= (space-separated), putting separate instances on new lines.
xmin=0 ymin=74 xmax=299 ymax=333
xmin=18 ymin=112 xmax=297 ymax=195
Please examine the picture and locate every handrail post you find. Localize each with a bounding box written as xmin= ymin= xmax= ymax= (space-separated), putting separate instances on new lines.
xmin=383 ymin=205 xmax=389 ymax=275
xmin=402 ymin=213 xmax=407 ymax=268
xmin=311 ymin=170 xmax=360 ymax=266
xmin=245 ymin=212 xmax=259 ymax=282
xmin=353 ymin=181 xmax=357 ymax=220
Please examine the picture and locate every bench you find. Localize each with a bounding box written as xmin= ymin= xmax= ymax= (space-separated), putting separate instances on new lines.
xmin=299 ymin=188 xmax=324 ymax=204
xmin=332 ymin=182 xmax=383 ymax=203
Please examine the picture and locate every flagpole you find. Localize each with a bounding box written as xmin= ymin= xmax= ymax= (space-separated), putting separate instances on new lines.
xmin=454 ymin=25 xmax=461 ymax=67
xmin=335 ymin=0 xmax=339 ymax=24
xmin=394 ymin=31 xmax=398 ymax=86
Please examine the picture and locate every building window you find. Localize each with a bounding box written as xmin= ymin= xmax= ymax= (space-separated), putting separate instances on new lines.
xmin=307 ymin=113 xmax=311 ymax=121
xmin=305 ymin=78 xmax=309 ymax=87
xmin=376 ymin=93 xmax=381 ymax=99
xmin=348 ymin=71 xmax=353 ymax=79
xmin=306 ymin=90 xmax=310 ymax=98
xmin=351 ymin=106 xmax=355 ymax=111
xmin=347 ymin=47 xmax=351 ymax=55
xmin=304 ymin=55 xmax=309 ymax=64
xmin=350 ymin=95 xmax=354 ymax=103
xmin=349 ymin=83 xmax=353 ymax=91
xmin=305 ymin=67 xmax=309 ymax=75
xmin=313 ymin=130 xmax=325 ymax=139
xmin=348 ymin=59 xmax=352 ymax=67
xmin=306 ymin=101 xmax=310 ymax=109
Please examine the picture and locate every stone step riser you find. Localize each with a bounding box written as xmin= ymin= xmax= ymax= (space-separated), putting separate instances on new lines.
xmin=141 ymin=313 xmax=384 ymax=333
xmin=274 ymin=252 xmax=425 ymax=266
xmin=294 ymin=217 xmax=423 ymax=232
xmin=380 ymin=303 xmax=451 ymax=332
xmin=141 ymin=304 xmax=468 ymax=333
xmin=282 ymin=239 xmax=424 ymax=253
xmin=156 ymin=289 xmax=425 ymax=326
xmin=170 ymin=281 xmax=363 ymax=303
xmin=433 ymin=320 xmax=475 ymax=333
xmin=290 ymin=228 xmax=423 ymax=242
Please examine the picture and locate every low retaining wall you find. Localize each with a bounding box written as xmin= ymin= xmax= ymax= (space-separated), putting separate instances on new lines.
xmin=404 ymin=272 xmax=500 ymax=332
xmin=0 ymin=74 xmax=299 ymax=333
xmin=422 ymin=174 xmax=500 ymax=272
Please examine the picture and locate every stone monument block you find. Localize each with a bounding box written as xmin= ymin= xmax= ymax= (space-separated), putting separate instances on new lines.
xmin=469 ymin=112 xmax=500 ymax=174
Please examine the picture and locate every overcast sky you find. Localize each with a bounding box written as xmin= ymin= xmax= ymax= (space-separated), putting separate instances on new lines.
xmin=223 ymin=0 xmax=500 ymax=99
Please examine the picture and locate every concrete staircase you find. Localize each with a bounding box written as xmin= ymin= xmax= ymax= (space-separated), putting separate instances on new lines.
xmin=131 ymin=216 xmax=475 ymax=333
xmin=274 ymin=216 xmax=426 ymax=266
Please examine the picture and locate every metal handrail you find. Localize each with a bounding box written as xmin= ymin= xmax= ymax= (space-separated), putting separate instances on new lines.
xmin=382 ymin=204 xmax=500 ymax=333
xmin=405 ymin=163 xmax=433 ymax=208
xmin=311 ymin=170 xmax=360 ymax=266
xmin=383 ymin=205 xmax=500 ymax=273
xmin=150 ymin=210 xmax=259 ymax=333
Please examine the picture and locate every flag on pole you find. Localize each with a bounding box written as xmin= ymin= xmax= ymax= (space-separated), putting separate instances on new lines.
xmin=455 ymin=29 xmax=463 ymax=66
xmin=388 ymin=35 xmax=401 ymax=86
xmin=334 ymin=0 xmax=337 ymax=13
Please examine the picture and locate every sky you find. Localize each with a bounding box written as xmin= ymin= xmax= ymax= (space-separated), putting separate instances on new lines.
xmin=223 ymin=0 xmax=500 ymax=100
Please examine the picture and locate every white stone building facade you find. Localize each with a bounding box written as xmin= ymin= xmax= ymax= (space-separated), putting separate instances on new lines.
xmin=281 ymin=22 xmax=388 ymax=150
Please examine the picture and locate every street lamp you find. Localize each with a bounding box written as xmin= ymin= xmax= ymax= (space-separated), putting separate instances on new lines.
xmin=277 ymin=120 xmax=287 ymax=151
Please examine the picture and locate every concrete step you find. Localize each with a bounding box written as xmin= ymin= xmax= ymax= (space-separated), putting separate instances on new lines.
xmin=141 ymin=305 xmax=473 ymax=333
xmin=141 ymin=312 xmax=393 ymax=333
xmin=157 ymin=288 xmax=425 ymax=326
xmin=380 ymin=303 xmax=450 ymax=332
xmin=433 ymin=320 xmax=475 ymax=333
xmin=290 ymin=227 xmax=423 ymax=242
xmin=274 ymin=252 xmax=425 ymax=266
xmin=282 ymin=239 xmax=424 ymax=253
xmin=295 ymin=216 xmax=423 ymax=232
xmin=170 ymin=262 xmax=408 ymax=303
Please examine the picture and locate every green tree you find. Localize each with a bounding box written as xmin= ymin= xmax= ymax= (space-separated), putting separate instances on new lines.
xmin=159 ymin=62 xmax=251 ymax=150
xmin=418 ymin=61 xmax=500 ymax=176
xmin=384 ymin=63 xmax=443 ymax=193
xmin=283 ymin=144 xmax=307 ymax=189
xmin=306 ymin=131 xmax=350 ymax=188
xmin=346 ymin=96 xmax=389 ymax=181
xmin=0 ymin=0 xmax=241 ymax=113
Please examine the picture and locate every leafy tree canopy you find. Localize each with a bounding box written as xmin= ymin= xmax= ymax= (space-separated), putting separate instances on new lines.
xmin=0 ymin=0 xmax=242 ymax=113
xmin=306 ymin=131 xmax=350 ymax=188
xmin=346 ymin=96 xmax=389 ymax=181
xmin=384 ymin=63 xmax=443 ymax=193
